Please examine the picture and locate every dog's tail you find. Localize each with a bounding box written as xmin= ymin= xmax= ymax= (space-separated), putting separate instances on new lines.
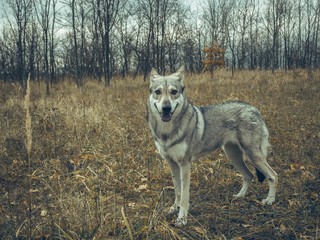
xmin=256 ymin=168 xmax=266 ymax=183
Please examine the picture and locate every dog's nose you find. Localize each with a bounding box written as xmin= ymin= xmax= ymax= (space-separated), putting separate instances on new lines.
xmin=162 ymin=106 xmax=172 ymax=113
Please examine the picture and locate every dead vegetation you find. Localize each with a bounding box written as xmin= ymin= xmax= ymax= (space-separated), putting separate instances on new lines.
xmin=0 ymin=70 xmax=319 ymax=239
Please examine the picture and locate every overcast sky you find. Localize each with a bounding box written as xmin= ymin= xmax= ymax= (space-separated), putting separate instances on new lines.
xmin=0 ymin=0 xmax=203 ymax=34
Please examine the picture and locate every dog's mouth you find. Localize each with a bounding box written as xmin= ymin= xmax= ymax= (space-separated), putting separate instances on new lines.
xmin=155 ymin=103 xmax=179 ymax=122
xmin=161 ymin=109 xmax=172 ymax=122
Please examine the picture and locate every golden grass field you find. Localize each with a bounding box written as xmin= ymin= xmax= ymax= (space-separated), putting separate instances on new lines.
xmin=0 ymin=69 xmax=319 ymax=239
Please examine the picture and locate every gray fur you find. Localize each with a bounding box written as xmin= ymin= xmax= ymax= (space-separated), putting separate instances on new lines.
xmin=147 ymin=66 xmax=278 ymax=227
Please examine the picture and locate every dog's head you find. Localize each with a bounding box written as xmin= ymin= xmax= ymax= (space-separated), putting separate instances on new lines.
xmin=149 ymin=66 xmax=185 ymax=122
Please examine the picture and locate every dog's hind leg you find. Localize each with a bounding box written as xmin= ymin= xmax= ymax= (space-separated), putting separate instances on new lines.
xmin=245 ymin=144 xmax=278 ymax=205
xmin=224 ymin=142 xmax=254 ymax=198
xmin=251 ymin=157 xmax=278 ymax=205
xmin=167 ymin=159 xmax=181 ymax=214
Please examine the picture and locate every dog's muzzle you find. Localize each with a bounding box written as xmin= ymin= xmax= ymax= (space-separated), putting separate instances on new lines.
xmin=155 ymin=103 xmax=178 ymax=122
xmin=161 ymin=106 xmax=172 ymax=122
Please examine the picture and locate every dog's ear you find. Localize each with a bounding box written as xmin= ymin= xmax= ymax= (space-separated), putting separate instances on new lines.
xmin=172 ymin=66 xmax=185 ymax=86
xmin=150 ymin=68 xmax=160 ymax=82
xmin=176 ymin=65 xmax=185 ymax=74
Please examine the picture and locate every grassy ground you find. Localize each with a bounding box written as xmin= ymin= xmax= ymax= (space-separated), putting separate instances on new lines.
xmin=0 ymin=69 xmax=319 ymax=239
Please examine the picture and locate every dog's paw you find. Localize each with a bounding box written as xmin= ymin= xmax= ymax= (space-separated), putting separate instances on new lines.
xmin=233 ymin=182 xmax=250 ymax=198
xmin=261 ymin=196 xmax=275 ymax=205
xmin=233 ymin=192 xmax=245 ymax=198
xmin=174 ymin=207 xmax=188 ymax=227
xmin=175 ymin=216 xmax=187 ymax=227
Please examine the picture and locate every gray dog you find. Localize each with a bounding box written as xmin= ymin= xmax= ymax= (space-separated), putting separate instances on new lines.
xmin=147 ymin=66 xmax=278 ymax=226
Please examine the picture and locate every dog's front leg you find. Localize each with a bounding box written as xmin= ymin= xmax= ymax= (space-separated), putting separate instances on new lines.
xmin=176 ymin=161 xmax=191 ymax=227
xmin=167 ymin=159 xmax=181 ymax=214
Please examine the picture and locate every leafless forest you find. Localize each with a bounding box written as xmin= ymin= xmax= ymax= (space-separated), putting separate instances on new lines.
xmin=0 ymin=0 xmax=320 ymax=89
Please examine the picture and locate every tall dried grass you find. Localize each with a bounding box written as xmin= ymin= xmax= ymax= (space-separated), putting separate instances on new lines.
xmin=24 ymin=74 xmax=32 ymax=159
xmin=23 ymin=74 xmax=33 ymax=238
xmin=0 ymin=70 xmax=319 ymax=239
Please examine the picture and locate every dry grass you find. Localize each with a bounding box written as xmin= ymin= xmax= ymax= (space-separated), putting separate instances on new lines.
xmin=0 ymin=69 xmax=319 ymax=239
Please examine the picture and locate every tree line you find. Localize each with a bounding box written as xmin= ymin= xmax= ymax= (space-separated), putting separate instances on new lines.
xmin=0 ymin=0 xmax=319 ymax=91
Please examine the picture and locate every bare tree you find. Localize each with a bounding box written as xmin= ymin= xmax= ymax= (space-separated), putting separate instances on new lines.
xmin=114 ymin=1 xmax=136 ymax=77
xmin=70 ymin=0 xmax=81 ymax=87
xmin=202 ymin=0 xmax=232 ymax=47
xmin=5 ymin=0 xmax=33 ymax=88
xmin=282 ymin=0 xmax=294 ymax=69
xmin=100 ymin=0 xmax=120 ymax=85
xmin=91 ymin=0 xmax=103 ymax=81
xmin=34 ymin=0 xmax=58 ymax=94
xmin=265 ymin=0 xmax=286 ymax=72
xmin=28 ymin=18 xmax=37 ymax=80
xmin=304 ymin=0 xmax=318 ymax=68
xmin=50 ymin=0 xmax=58 ymax=85
xmin=312 ymin=0 xmax=320 ymax=68
xmin=136 ymin=0 xmax=155 ymax=80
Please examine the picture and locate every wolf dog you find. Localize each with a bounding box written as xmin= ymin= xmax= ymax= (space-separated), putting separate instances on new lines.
xmin=147 ymin=66 xmax=278 ymax=227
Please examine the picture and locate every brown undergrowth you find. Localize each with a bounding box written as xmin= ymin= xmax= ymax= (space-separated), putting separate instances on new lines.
xmin=0 ymin=69 xmax=319 ymax=239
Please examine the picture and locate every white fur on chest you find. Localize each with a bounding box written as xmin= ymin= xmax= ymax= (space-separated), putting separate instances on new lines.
xmin=155 ymin=140 xmax=188 ymax=163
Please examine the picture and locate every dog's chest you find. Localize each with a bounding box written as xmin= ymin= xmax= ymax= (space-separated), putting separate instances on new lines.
xmin=155 ymin=139 xmax=188 ymax=162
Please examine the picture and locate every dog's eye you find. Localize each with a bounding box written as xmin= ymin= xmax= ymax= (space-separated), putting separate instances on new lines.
xmin=171 ymin=90 xmax=178 ymax=95
xmin=155 ymin=89 xmax=161 ymax=95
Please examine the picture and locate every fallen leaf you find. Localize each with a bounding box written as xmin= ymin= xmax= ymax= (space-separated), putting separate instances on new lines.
xmin=137 ymin=184 xmax=148 ymax=191
xmin=193 ymin=226 xmax=207 ymax=235
xmin=41 ymin=210 xmax=47 ymax=217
